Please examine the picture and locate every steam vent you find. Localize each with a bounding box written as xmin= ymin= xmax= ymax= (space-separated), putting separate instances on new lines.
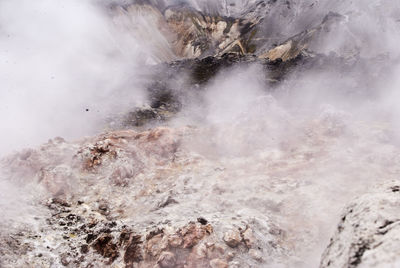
xmin=1 ymin=0 xmax=400 ymax=267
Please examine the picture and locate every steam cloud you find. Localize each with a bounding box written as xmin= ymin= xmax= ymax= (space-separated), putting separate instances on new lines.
xmin=1 ymin=0 xmax=400 ymax=267
xmin=0 ymin=0 xmax=151 ymax=155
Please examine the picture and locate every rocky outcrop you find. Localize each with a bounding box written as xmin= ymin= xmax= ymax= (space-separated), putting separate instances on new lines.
xmin=112 ymin=2 xmax=266 ymax=60
xmin=110 ymin=1 xmax=351 ymax=63
xmin=259 ymin=12 xmax=345 ymax=62
xmin=109 ymin=1 xmax=364 ymax=129
xmin=321 ymin=181 xmax=400 ymax=268
xmin=0 ymin=126 xmax=287 ymax=267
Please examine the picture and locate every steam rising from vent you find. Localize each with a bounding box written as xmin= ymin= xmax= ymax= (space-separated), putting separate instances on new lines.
xmin=1 ymin=0 xmax=400 ymax=267
xmin=0 ymin=0 xmax=150 ymax=154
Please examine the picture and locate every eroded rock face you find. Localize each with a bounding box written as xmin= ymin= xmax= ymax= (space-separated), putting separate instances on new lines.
xmin=259 ymin=12 xmax=345 ymax=62
xmin=111 ymin=1 xmax=271 ymax=60
xmin=321 ymin=181 xmax=400 ymax=268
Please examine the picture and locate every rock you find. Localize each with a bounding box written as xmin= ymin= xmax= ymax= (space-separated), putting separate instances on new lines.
xmin=259 ymin=12 xmax=344 ymax=62
xmin=124 ymin=233 xmax=143 ymax=267
xmin=223 ymin=229 xmax=241 ymax=248
xmin=157 ymin=251 xmax=176 ymax=268
xmin=209 ymin=258 xmax=229 ymax=268
xmin=180 ymin=223 xmax=213 ymax=248
xmin=112 ymin=3 xmax=251 ymax=60
xmin=146 ymin=233 xmax=168 ymax=258
xmin=167 ymin=234 xmax=182 ymax=248
xmin=320 ymin=181 xmax=400 ymax=268
xmin=197 ymin=217 xmax=208 ymax=225
xmin=242 ymin=228 xmax=256 ymax=248
xmin=91 ymin=234 xmax=119 ymax=263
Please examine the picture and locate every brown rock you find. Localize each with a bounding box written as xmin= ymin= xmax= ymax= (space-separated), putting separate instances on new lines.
xmin=180 ymin=223 xmax=212 ymax=248
xmin=92 ymin=234 xmax=119 ymax=263
xmin=124 ymin=233 xmax=143 ymax=267
xmin=146 ymin=233 xmax=168 ymax=258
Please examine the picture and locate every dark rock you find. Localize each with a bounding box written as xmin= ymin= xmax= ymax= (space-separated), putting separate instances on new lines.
xmin=80 ymin=244 xmax=89 ymax=254
xmin=197 ymin=217 xmax=208 ymax=225
xmin=86 ymin=233 xmax=97 ymax=244
xmin=92 ymin=234 xmax=119 ymax=263
xmin=158 ymin=195 xmax=178 ymax=208
xmin=124 ymin=233 xmax=143 ymax=267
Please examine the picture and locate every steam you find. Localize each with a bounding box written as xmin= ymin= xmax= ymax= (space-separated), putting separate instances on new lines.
xmin=173 ymin=1 xmax=400 ymax=266
xmin=1 ymin=0 xmax=400 ymax=267
xmin=0 ymin=0 xmax=155 ymax=235
xmin=0 ymin=0 xmax=151 ymax=155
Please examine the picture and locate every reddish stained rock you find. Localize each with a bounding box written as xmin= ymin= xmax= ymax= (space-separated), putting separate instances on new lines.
xmin=82 ymin=140 xmax=117 ymax=170
xmin=75 ymin=127 xmax=186 ymax=174
xmin=145 ymin=233 xmax=168 ymax=258
xmin=180 ymin=223 xmax=213 ymax=248
xmin=135 ymin=127 xmax=181 ymax=160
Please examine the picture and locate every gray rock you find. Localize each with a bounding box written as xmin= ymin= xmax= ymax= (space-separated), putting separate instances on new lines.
xmin=321 ymin=181 xmax=400 ymax=268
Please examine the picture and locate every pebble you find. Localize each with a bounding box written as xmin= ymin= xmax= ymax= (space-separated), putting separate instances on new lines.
xmin=223 ymin=229 xmax=241 ymax=248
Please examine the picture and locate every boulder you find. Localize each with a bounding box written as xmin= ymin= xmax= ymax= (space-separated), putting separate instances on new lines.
xmin=321 ymin=181 xmax=400 ymax=267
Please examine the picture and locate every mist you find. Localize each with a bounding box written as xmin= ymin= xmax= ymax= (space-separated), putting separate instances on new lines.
xmin=0 ymin=0 xmax=152 ymax=155
xmin=1 ymin=0 xmax=400 ymax=267
xmin=173 ymin=1 xmax=400 ymax=265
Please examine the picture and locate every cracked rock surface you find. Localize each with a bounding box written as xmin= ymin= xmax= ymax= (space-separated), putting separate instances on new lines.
xmin=321 ymin=181 xmax=400 ymax=268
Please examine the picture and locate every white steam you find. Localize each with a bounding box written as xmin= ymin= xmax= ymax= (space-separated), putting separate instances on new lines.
xmin=172 ymin=1 xmax=400 ymax=266
xmin=1 ymin=0 xmax=400 ymax=267
xmin=0 ymin=0 xmax=150 ymax=155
